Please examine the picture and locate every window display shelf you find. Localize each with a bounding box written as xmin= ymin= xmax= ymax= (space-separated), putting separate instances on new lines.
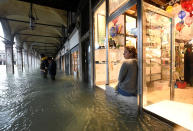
xmin=144 ymin=9 xmax=171 ymax=83
xmin=116 ymin=33 xmax=136 ymax=38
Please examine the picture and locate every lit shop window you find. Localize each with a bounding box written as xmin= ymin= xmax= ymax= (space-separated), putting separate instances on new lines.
xmin=143 ymin=10 xmax=171 ymax=106
xmin=94 ymin=1 xmax=106 ymax=89
xmin=108 ymin=4 xmax=137 ymax=87
xmin=109 ymin=0 xmax=129 ymax=15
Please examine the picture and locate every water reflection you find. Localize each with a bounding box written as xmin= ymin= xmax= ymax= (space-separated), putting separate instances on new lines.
xmin=0 ymin=65 xmax=173 ymax=131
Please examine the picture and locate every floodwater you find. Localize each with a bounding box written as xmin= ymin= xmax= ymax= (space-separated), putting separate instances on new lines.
xmin=0 ymin=65 xmax=174 ymax=131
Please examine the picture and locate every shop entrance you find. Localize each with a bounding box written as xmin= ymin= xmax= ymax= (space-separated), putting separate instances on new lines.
xmin=175 ymin=41 xmax=193 ymax=103
xmin=94 ymin=1 xmax=138 ymax=89
xmin=94 ymin=0 xmax=193 ymax=130
xmin=142 ymin=2 xmax=193 ymax=130
xmin=71 ymin=47 xmax=79 ymax=79
xmin=61 ymin=55 xmax=65 ymax=72
xmin=65 ymin=53 xmax=70 ymax=75
xmin=108 ymin=5 xmax=138 ymax=88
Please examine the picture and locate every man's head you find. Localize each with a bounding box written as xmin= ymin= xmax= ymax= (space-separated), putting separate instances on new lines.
xmin=48 ymin=57 xmax=53 ymax=63
xmin=40 ymin=54 xmax=45 ymax=58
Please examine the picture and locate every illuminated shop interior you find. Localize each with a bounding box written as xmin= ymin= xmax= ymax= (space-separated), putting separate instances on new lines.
xmin=142 ymin=1 xmax=193 ymax=130
xmin=94 ymin=1 xmax=137 ymax=89
xmin=71 ymin=50 xmax=79 ymax=78
xmin=94 ymin=0 xmax=193 ymax=130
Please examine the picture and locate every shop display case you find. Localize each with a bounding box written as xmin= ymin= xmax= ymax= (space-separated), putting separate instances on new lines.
xmin=144 ymin=10 xmax=171 ymax=85
xmin=142 ymin=2 xmax=173 ymax=107
xmin=125 ymin=15 xmax=137 ymax=47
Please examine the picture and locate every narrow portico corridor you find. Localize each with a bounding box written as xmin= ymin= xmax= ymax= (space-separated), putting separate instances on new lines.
xmin=0 ymin=65 xmax=176 ymax=131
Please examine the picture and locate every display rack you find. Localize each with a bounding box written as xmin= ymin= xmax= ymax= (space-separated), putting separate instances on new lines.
xmin=145 ymin=10 xmax=171 ymax=83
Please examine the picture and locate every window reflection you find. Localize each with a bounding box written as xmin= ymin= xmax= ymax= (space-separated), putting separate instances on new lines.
xmin=94 ymin=2 xmax=106 ymax=89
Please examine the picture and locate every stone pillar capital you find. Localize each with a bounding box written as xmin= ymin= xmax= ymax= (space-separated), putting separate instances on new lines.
xmin=4 ymin=40 xmax=14 ymax=46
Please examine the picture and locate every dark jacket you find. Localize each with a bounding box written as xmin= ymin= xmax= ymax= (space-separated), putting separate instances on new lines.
xmin=48 ymin=60 xmax=56 ymax=75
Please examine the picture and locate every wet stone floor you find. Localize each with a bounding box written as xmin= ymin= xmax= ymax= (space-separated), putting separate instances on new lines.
xmin=0 ymin=65 xmax=175 ymax=131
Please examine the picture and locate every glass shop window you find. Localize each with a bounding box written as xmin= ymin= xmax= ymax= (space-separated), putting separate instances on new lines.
xmin=143 ymin=9 xmax=172 ymax=107
xmin=108 ymin=4 xmax=137 ymax=87
xmin=94 ymin=1 xmax=106 ymax=89
xmin=109 ymin=0 xmax=129 ymax=15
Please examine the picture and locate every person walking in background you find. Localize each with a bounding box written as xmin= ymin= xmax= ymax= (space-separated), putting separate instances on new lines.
xmin=40 ymin=54 xmax=49 ymax=78
xmin=48 ymin=57 xmax=57 ymax=80
xmin=115 ymin=46 xmax=138 ymax=96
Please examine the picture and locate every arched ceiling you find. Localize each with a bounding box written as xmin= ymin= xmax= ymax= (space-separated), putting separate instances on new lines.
xmin=19 ymin=0 xmax=80 ymax=11
xmin=0 ymin=0 xmax=69 ymax=57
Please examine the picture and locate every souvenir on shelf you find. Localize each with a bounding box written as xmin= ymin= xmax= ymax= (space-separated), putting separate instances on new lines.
xmin=126 ymin=15 xmax=137 ymax=47
xmin=145 ymin=10 xmax=171 ymax=82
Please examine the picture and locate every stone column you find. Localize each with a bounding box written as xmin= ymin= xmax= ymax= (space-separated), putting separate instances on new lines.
xmin=4 ymin=41 xmax=14 ymax=74
xmin=34 ymin=56 xmax=37 ymax=68
xmin=28 ymin=52 xmax=31 ymax=69
xmin=37 ymin=55 xmax=40 ymax=68
xmin=31 ymin=53 xmax=35 ymax=69
xmin=32 ymin=55 xmax=34 ymax=69
xmin=33 ymin=52 xmax=36 ymax=69
xmin=23 ymin=49 xmax=29 ymax=71
xmin=30 ymin=52 xmax=33 ymax=69
xmin=16 ymin=47 xmax=23 ymax=72
xmin=31 ymin=52 xmax=33 ymax=69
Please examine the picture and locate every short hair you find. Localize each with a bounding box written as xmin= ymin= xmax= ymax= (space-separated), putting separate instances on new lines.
xmin=48 ymin=57 xmax=52 ymax=60
xmin=40 ymin=54 xmax=45 ymax=58
xmin=125 ymin=46 xmax=137 ymax=58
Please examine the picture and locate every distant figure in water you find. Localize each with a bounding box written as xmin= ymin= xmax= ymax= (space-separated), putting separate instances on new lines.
xmin=40 ymin=54 xmax=48 ymax=79
xmin=48 ymin=57 xmax=57 ymax=80
xmin=115 ymin=46 xmax=138 ymax=96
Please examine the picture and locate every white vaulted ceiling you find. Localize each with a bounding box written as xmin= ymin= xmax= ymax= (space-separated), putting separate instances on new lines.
xmin=0 ymin=0 xmax=67 ymax=56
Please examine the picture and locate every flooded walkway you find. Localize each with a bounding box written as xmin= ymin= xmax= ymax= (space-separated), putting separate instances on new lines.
xmin=0 ymin=65 xmax=174 ymax=131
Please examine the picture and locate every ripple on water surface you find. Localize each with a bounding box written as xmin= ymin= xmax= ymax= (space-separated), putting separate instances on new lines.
xmin=0 ymin=66 xmax=174 ymax=131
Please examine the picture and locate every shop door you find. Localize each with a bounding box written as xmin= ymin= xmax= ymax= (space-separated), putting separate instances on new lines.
xmin=107 ymin=3 xmax=138 ymax=89
xmin=62 ymin=55 xmax=65 ymax=72
xmin=59 ymin=56 xmax=61 ymax=70
xmin=65 ymin=53 xmax=70 ymax=75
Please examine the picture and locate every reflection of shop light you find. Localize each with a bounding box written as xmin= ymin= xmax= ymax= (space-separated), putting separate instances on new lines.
xmin=126 ymin=10 xmax=135 ymax=14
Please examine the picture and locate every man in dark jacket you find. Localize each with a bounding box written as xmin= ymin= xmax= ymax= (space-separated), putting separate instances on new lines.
xmin=48 ymin=57 xmax=57 ymax=80
xmin=40 ymin=54 xmax=49 ymax=78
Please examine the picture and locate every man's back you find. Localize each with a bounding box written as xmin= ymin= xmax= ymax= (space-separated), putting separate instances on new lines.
xmin=48 ymin=60 xmax=56 ymax=75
